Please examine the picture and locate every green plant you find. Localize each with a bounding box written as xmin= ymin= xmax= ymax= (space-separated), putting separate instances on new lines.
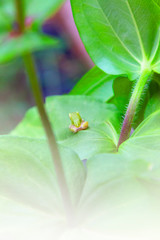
xmin=1 ymin=0 xmax=160 ymax=239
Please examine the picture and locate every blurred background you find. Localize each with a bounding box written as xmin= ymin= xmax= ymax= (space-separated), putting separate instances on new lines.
xmin=0 ymin=0 xmax=94 ymax=134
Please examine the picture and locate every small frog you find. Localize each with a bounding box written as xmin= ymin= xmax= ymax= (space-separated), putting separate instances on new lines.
xmin=69 ymin=112 xmax=88 ymax=133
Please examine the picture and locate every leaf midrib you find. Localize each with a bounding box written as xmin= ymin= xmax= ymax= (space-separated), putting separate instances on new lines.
xmin=81 ymin=2 xmax=140 ymax=70
xmin=95 ymin=0 xmax=143 ymax=64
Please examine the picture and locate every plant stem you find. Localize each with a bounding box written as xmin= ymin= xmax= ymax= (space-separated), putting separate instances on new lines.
xmin=15 ymin=0 xmax=25 ymax=32
xmin=117 ymin=69 xmax=152 ymax=149
xmin=23 ymin=53 xmax=73 ymax=220
xmin=14 ymin=0 xmax=73 ymax=221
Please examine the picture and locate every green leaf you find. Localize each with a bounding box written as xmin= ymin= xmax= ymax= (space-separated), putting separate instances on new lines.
xmin=60 ymin=122 xmax=118 ymax=159
xmin=0 ymin=0 xmax=64 ymax=25
xmin=70 ymin=66 xmax=116 ymax=102
xmin=109 ymin=77 xmax=133 ymax=113
xmin=25 ymin=0 xmax=65 ymax=23
xmin=77 ymin=110 xmax=160 ymax=233
xmin=78 ymin=152 xmax=160 ymax=234
xmin=0 ymin=10 xmax=12 ymax=32
xmin=109 ymin=76 xmax=149 ymax=127
xmin=12 ymin=95 xmax=120 ymax=159
xmin=152 ymin=0 xmax=160 ymax=8
xmin=0 ymin=135 xmax=86 ymax=237
xmin=0 ymin=136 xmax=85 ymax=209
xmin=131 ymin=110 xmax=160 ymax=138
xmin=71 ymin=0 xmax=160 ymax=79
xmin=144 ymin=80 xmax=160 ymax=118
xmin=0 ymin=31 xmax=58 ymax=63
xmin=119 ymin=110 xmax=160 ymax=160
xmin=78 ymin=110 xmax=160 ymax=230
xmin=145 ymin=92 xmax=160 ymax=118
xmin=12 ymin=95 xmax=120 ymax=140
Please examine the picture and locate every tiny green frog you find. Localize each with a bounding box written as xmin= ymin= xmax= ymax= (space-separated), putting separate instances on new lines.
xmin=69 ymin=112 xmax=88 ymax=133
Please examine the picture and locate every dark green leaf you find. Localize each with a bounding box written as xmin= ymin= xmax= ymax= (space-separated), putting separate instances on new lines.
xmin=145 ymin=92 xmax=160 ymax=118
xmin=109 ymin=76 xmax=149 ymax=127
xmin=109 ymin=77 xmax=132 ymax=113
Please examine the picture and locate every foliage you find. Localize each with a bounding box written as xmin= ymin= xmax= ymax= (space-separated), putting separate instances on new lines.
xmin=0 ymin=0 xmax=64 ymax=63
xmin=71 ymin=0 xmax=160 ymax=79
xmin=1 ymin=0 xmax=160 ymax=239
xmin=70 ymin=66 xmax=116 ymax=101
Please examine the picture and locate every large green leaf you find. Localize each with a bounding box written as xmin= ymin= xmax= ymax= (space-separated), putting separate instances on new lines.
xmin=12 ymin=95 xmax=120 ymax=159
xmin=78 ymin=111 xmax=160 ymax=233
xmin=0 ymin=31 xmax=58 ymax=63
xmin=77 ymin=152 xmax=160 ymax=236
xmin=0 ymin=135 xmax=86 ymax=238
xmin=0 ymin=136 xmax=86 ymax=208
xmin=60 ymin=122 xmax=118 ymax=159
xmin=71 ymin=0 xmax=160 ymax=79
xmin=12 ymin=95 xmax=120 ymax=139
xmin=1 ymin=135 xmax=160 ymax=239
xmin=74 ymin=110 xmax=160 ymax=235
xmin=2 ymin=112 xmax=160 ymax=238
xmin=70 ymin=66 xmax=116 ymax=101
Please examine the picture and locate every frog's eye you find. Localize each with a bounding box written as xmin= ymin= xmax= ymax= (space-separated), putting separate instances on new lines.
xmin=69 ymin=113 xmax=72 ymax=119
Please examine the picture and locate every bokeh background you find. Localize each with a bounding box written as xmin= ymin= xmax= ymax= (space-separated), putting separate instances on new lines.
xmin=0 ymin=0 xmax=94 ymax=134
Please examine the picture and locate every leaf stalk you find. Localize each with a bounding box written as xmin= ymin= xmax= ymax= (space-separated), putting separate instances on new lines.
xmin=117 ymin=69 xmax=152 ymax=149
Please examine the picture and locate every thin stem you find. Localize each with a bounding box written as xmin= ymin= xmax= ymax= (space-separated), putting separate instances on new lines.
xmin=14 ymin=0 xmax=73 ymax=221
xmin=15 ymin=0 xmax=25 ymax=32
xmin=23 ymin=53 xmax=73 ymax=220
xmin=117 ymin=69 xmax=152 ymax=149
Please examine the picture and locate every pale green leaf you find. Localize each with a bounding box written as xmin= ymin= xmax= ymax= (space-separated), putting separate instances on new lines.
xmin=12 ymin=95 xmax=120 ymax=141
xmin=0 ymin=136 xmax=86 ymax=209
xmin=59 ymin=122 xmax=118 ymax=159
xmin=119 ymin=110 xmax=160 ymax=164
xmin=11 ymin=96 xmax=120 ymax=159
xmin=78 ymin=152 xmax=160 ymax=234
